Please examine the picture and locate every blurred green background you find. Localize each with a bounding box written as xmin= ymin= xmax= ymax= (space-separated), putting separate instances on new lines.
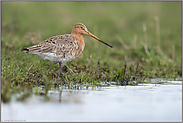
xmin=1 ymin=1 xmax=182 ymax=77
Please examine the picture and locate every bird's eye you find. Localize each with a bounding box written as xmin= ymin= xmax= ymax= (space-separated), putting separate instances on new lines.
xmin=80 ymin=27 xmax=83 ymax=29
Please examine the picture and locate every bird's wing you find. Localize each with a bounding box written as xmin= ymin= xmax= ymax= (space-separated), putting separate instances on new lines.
xmin=24 ymin=34 xmax=77 ymax=54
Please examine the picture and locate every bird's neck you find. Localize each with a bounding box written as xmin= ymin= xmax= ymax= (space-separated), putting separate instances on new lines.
xmin=71 ymin=32 xmax=85 ymax=51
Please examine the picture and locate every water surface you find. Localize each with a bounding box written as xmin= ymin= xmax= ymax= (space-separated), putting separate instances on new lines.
xmin=1 ymin=80 xmax=182 ymax=122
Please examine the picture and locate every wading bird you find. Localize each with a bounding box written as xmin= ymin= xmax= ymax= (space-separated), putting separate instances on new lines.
xmin=23 ymin=23 xmax=112 ymax=81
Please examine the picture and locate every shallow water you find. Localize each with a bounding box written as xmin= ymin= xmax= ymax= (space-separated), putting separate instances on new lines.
xmin=1 ymin=79 xmax=182 ymax=122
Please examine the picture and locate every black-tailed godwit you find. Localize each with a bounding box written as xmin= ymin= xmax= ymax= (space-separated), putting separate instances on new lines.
xmin=23 ymin=23 xmax=112 ymax=81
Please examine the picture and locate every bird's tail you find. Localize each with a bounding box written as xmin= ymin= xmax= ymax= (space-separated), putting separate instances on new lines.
xmin=22 ymin=47 xmax=29 ymax=53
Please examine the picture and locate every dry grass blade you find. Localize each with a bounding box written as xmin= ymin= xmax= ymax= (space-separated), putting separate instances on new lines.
xmin=27 ymin=65 xmax=33 ymax=74
xmin=141 ymin=41 xmax=150 ymax=56
xmin=117 ymin=35 xmax=130 ymax=50
xmin=171 ymin=45 xmax=175 ymax=60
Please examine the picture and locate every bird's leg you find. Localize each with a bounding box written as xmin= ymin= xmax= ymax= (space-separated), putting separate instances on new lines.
xmin=57 ymin=62 xmax=65 ymax=81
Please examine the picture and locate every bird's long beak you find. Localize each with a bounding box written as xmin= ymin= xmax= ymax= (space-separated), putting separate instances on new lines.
xmin=86 ymin=31 xmax=113 ymax=48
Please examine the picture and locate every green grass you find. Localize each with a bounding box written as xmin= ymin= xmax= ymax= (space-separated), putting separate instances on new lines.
xmin=1 ymin=1 xmax=182 ymax=102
